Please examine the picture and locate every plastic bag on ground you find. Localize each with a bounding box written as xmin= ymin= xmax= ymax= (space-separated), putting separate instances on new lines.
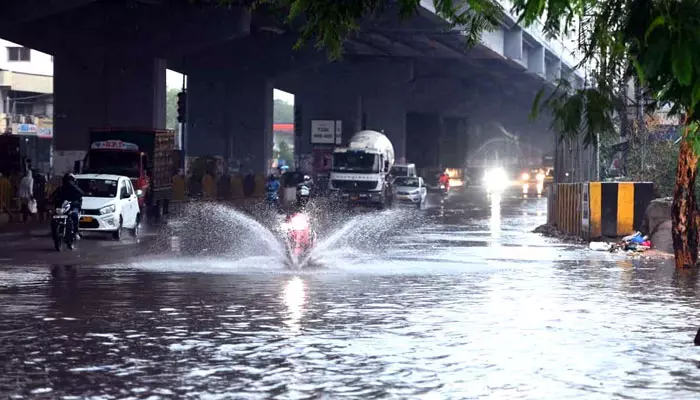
xmin=589 ymin=242 xmax=612 ymax=251
xmin=28 ymin=198 xmax=37 ymax=214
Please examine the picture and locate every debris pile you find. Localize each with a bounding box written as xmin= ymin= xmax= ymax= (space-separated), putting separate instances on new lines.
xmin=589 ymin=232 xmax=652 ymax=254
xmin=533 ymin=224 xmax=587 ymax=244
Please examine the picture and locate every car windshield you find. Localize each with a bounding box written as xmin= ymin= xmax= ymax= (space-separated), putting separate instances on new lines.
xmin=391 ymin=166 xmax=408 ymax=176
xmin=394 ymin=177 xmax=419 ymax=187
xmin=332 ymin=152 xmax=378 ymax=173
xmin=85 ymin=150 xmax=140 ymax=178
xmin=77 ymin=179 xmax=118 ymax=198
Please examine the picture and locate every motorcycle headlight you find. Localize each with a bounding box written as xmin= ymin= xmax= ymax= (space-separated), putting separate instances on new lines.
xmin=99 ymin=205 xmax=116 ymax=215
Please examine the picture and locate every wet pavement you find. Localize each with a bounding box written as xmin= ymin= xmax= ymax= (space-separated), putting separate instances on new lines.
xmin=1 ymin=188 xmax=697 ymax=399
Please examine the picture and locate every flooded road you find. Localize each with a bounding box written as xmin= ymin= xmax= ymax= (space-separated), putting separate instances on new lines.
xmin=1 ymin=189 xmax=698 ymax=399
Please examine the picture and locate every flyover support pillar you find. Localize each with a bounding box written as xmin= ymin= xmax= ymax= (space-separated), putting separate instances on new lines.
xmin=363 ymin=95 xmax=407 ymax=163
xmin=406 ymin=112 xmax=442 ymax=170
xmin=294 ymin=90 xmax=362 ymax=172
xmin=53 ymin=51 xmax=167 ymax=151
xmin=188 ymin=71 xmax=273 ymax=174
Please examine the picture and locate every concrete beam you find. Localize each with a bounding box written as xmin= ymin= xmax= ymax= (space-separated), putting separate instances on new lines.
xmin=2 ymin=2 xmax=250 ymax=59
xmin=0 ymin=0 xmax=96 ymax=27
xmin=279 ymin=58 xmax=415 ymax=96
xmin=527 ymin=45 xmax=546 ymax=78
xmin=546 ymin=57 xmax=562 ymax=82
xmin=504 ymin=26 xmax=524 ymax=65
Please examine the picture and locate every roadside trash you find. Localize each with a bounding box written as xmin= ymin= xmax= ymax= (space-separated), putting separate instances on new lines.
xmin=589 ymin=242 xmax=612 ymax=251
xmin=588 ymin=231 xmax=653 ymax=255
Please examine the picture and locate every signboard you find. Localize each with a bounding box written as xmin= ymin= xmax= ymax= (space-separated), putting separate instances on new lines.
xmin=311 ymin=120 xmax=336 ymax=144
xmin=13 ymin=123 xmax=37 ymax=135
xmin=91 ymin=140 xmax=139 ymax=151
xmin=36 ymin=118 xmax=53 ymax=139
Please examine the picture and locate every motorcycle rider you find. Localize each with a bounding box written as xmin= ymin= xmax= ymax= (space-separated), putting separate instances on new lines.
xmin=296 ymin=175 xmax=312 ymax=206
xmin=52 ymin=173 xmax=84 ymax=239
xmin=265 ymin=174 xmax=281 ymax=209
xmin=438 ymin=171 xmax=450 ymax=193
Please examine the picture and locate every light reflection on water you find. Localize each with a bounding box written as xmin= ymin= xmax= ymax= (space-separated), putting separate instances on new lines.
xmin=0 ymin=195 xmax=697 ymax=399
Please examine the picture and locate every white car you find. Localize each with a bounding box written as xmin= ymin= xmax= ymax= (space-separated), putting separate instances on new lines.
xmin=75 ymin=174 xmax=141 ymax=239
xmin=393 ymin=176 xmax=427 ymax=208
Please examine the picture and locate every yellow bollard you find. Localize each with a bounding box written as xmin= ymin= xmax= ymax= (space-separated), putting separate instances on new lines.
xmin=202 ymin=174 xmax=217 ymax=200
xmin=172 ymin=175 xmax=187 ymax=201
xmin=253 ymin=174 xmax=266 ymax=198
xmin=230 ymin=176 xmax=243 ymax=198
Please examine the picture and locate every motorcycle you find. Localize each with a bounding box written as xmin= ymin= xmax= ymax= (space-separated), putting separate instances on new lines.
xmin=439 ymin=183 xmax=449 ymax=198
xmin=266 ymin=190 xmax=280 ymax=211
xmin=281 ymin=212 xmax=316 ymax=262
xmin=51 ymin=200 xmax=78 ymax=252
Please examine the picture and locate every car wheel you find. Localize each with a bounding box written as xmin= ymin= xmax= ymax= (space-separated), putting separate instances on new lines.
xmin=112 ymin=216 xmax=123 ymax=240
xmin=131 ymin=214 xmax=140 ymax=237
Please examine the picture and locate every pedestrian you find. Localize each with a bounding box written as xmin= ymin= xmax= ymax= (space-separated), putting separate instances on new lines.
xmin=18 ymin=169 xmax=34 ymax=222
xmin=32 ymin=170 xmax=47 ymax=221
xmin=243 ymin=170 xmax=255 ymax=198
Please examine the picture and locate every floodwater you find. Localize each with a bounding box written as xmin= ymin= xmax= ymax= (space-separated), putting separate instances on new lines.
xmin=0 ymin=189 xmax=698 ymax=399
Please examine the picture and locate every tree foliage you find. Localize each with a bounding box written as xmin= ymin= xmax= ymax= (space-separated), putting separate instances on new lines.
xmin=273 ymin=99 xmax=294 ymax=123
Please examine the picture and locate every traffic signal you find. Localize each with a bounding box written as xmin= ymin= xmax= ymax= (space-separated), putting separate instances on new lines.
xmin=176 ymin=91 xmax=187 ymax=123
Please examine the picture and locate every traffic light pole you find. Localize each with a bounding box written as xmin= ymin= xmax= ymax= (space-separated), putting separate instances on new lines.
xmin=179 ymin=74 xmax=187 ymax=170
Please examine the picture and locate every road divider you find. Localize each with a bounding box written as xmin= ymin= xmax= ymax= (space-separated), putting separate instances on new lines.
xmin=549 ymin=182 xmax=655 ymax=239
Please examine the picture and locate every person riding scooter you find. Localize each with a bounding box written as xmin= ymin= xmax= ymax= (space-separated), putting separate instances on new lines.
xmin=265 ymin=174 xmax=280 ymax=209
xmin=296 ymin=175 xmax=312 ymax=206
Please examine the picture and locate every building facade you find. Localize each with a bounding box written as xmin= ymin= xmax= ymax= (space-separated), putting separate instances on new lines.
xmin=0 ymin=39 xmax=54 ymax=174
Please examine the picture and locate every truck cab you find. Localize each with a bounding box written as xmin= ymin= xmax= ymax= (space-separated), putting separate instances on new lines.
xmin=83 ymin=140 xmax=149 ymax=208
xmin=329 ymin=130 xmax=395 ymax=209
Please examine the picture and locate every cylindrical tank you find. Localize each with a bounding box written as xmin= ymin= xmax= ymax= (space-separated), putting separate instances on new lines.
xmin=346 ymin=130 xmax=395 ymax=168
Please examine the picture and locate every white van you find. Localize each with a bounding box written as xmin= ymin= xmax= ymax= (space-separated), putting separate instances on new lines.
xmin=390 ymin=163 xmax=417 ymax=178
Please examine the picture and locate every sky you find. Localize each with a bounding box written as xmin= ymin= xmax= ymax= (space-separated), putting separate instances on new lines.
xmin=166 ymin=69 xmax=294 ymax=104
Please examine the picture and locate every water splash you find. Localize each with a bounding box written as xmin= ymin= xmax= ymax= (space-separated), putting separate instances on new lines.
xmin=299 ymin=209 xmax=423 ymax=268
xmin=162 ymin=203 xmax=286 ymax=260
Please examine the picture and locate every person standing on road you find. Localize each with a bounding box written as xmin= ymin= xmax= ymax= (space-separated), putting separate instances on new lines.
xmin=18 ymin=169 xmax=34 ymax=223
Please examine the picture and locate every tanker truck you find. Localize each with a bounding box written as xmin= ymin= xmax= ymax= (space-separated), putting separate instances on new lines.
xmin=329 ymin=130 xmax=395 ymax=209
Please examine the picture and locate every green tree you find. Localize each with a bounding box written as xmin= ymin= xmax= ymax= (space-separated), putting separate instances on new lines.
xmin=278 ymin=140 xmax=294 ymax=165
xmin=274 ymin=99 xmax=294 ymax=123
xmin=166 ymin=88 xmax=180 ymax=130
xmin=517 ymin=0 xmax=700 ymax=267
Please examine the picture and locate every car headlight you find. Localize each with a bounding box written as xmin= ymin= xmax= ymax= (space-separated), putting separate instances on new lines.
xmin=410 ymin=189 xmax=420 ymax=195
xmin=99 ymin=205 xmax=116 ymax=215
xmin=521 ymin=173 xmax=530 ymax=180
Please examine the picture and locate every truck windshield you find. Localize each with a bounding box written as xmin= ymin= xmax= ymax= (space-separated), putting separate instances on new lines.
xmin=86 ymin=151 xmax=140 ymax=177
xmin=332 ymin=152 xmax=378 ymax=173
xmin=76 ymin=179 xmax=118 ymax=198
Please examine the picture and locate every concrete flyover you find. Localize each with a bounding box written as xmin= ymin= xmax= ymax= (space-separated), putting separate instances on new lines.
xmin=0 ymin=0 xmax=584 ymax=173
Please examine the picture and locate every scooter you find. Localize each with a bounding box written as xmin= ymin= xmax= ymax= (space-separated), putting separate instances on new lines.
xmin=281 ymin=212 xmax=317 ymax=262
xmin=51 ymin=200 xmax=78 ymax=252
xmin=265 ymin=190 xmax=280 ymax=211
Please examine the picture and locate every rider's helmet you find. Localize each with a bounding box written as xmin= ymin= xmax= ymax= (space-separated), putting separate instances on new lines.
xmin=303 ymin=175 xmax=311 ymax=183
xmin=63 ymin=173 xmax=76 ymax=185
